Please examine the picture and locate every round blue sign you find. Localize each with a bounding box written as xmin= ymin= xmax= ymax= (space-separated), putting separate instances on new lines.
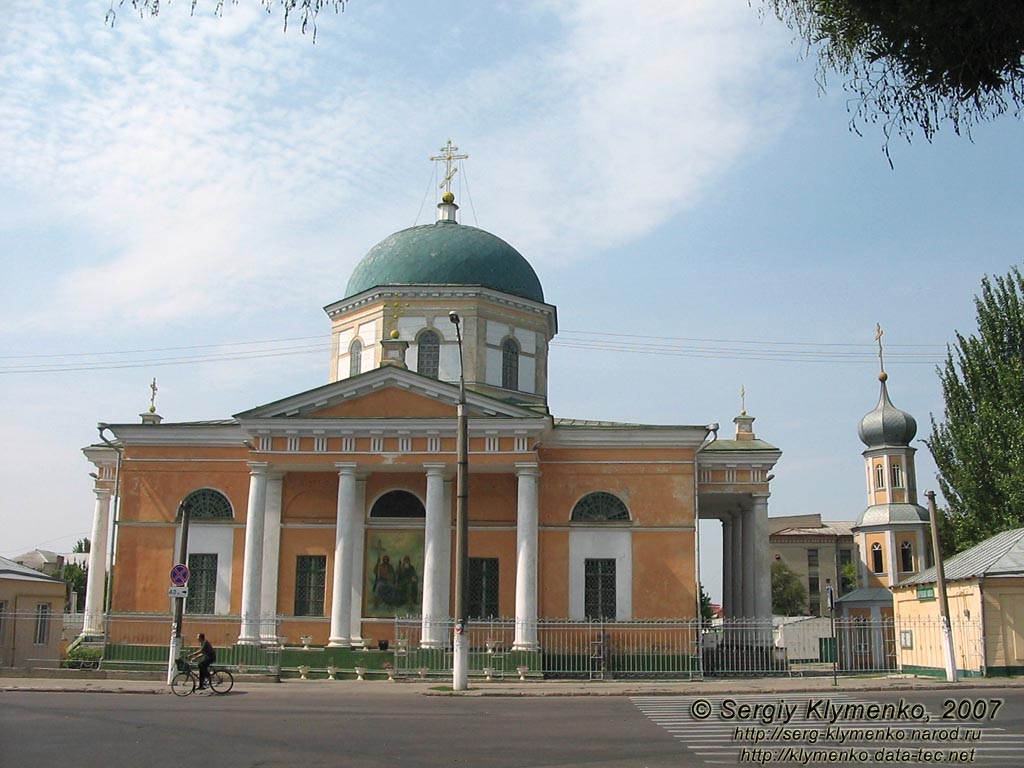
xmin=170 ymin=563 xmax=190 ymax=586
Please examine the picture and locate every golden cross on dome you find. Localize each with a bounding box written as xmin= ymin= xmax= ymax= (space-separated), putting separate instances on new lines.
xmin=875 ymin=323 xmax=886 ymax=375
xmin=149 ymin=377 xmax=158 ymax=414
xmin=430 ymin=139 xmax=468 ymax=195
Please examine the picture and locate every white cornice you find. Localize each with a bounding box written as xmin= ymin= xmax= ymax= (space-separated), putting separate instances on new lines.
xmin=544 ymin=426 xmax=708 ymax=448
xmin=238 ymin=416 xmax=550 ymax=437
xmin=324 ymin=285 xmax=558 ymax=337
xmin=105 ymin=423 xmax=246 ymax=447
xmin=698 ymin=449 xmax=782 ymax=469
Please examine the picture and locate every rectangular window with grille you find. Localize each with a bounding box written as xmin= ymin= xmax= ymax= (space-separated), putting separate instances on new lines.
xmin=186 ymin=553 xmax=218 ymax=615
xmin=34 ymin=603 xmax=51 ymax=645
xmin=807 ymin=548 xmax=819 ymax=567
xmin=584 ymin=558 xmax=616 ymax=620
xmin=468 ymin=558 xmax=499 ymax=619
xmin=295 ymin=555 xmax=327 ymax=616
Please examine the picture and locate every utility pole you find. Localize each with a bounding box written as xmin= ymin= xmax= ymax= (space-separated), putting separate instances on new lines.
xmin=449 ymin=311 xmax=470 ymax=691
xmin=166 ymin=501 xmax=191 ymax=684
xmin=925 ymin=490 xmax=958 ymax=683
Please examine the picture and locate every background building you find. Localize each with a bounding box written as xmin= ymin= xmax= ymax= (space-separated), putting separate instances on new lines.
xmin=769 ymin=515 xmax=856 ymax=616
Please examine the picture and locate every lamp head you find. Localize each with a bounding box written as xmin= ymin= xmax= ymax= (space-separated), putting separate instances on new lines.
xmin=448 ymin=311 xmax=460 ymax=325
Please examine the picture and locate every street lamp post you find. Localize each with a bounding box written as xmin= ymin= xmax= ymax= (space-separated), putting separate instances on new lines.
xmin=449 ymin=311 xmax=470 ymax=691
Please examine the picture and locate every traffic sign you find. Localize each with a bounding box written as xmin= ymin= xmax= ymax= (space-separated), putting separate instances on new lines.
xmin=168 ymin=586 xmax=189 ymax=599
xmin=170 ymin=563 xmax=190 ymax=586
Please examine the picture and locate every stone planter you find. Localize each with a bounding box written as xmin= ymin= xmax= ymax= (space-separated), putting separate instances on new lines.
xmin=417 ymin=667 xmax=429 ymax=679
xmin=298 ymin=665 xmax=310 ymax=680
xmin=326 ymin=664 xmax=338 ymax=680
xmin=483 ymin=667 xmax=494 ymax=681
xmin=300 ymin=636 xmax=313 ymax=650
xmin=354 ymin=666 xmax=366 ymax=681
xmin=385 ymin=667 xmax=396 ymax=681
xmin=517 ymin=666 xmax=529 ymax=681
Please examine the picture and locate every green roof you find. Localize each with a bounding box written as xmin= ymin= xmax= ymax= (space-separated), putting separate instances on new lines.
xmin=704 ymin=438 xmax=779 ymax=451
xmin=345 ymin=220 xmax=545 ymax=303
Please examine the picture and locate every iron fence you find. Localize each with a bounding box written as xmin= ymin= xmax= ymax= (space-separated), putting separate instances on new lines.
xmin=393 ymin=616 xmax=984 ymax=679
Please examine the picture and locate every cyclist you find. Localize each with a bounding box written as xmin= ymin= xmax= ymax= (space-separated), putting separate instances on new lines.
xmin=190 ymin=632 xmax=216 ymax=690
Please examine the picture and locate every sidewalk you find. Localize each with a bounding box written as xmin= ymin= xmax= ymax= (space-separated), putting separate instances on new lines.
xmin=3 ymin=671 xmax=1023 ymax=696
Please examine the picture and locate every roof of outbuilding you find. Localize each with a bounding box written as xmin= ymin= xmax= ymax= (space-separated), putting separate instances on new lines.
xmin=899 ymin=527 xmax=1024 ymax=586
xmin=0 ymin=555 xmax=65 ymax=583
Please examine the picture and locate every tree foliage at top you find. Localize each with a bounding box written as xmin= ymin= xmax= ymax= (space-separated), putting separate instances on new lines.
xmin=928 ymin=265 xmax=1024 ymax=555
xmin=108 ymin=1 xmax=347 ymax=38
xmin=72 ymin=537 xmax=91 ymax=554
xmin=766 ymin=1 xmax=1024 ymax=154
xmin=771 ymin=559 xmax=808 ymax=616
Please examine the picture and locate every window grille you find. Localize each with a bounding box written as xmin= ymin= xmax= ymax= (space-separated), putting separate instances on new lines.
xmin=808 ymin=576 xmax=820 ymax=594
xmin=807 ymin=549 xmax=819 ymax=567
xmin=370 ymin=490 xmax=425 ymax=518
xmin=571 ymin=492 xmax=630 ymax=522
xmin=34 ymin=603 xmax=51 ymax=645
xmin=294 ymin=555 xmax=326 ymax=616
xmin=178 ymin=488 xmax=233 ymax=520
xmin=186 ymin=554 xmax=218 ymax=615
xmin=468 ymin=558 xmax=499 ymax=619
xmin=900 ymin=540 xmax=914 ymax=572
xmin=501 ymin=337 xmax=520 ymax=390
xmin=871 ymin=542 xmax=884 ymax=573
xmin=809 ymin=599 xmax=820 ymax=615
xmin=417 ymin=330 xmax=440 ymax=378
xmin=584 ymin=559 xmax=616 ymax=620
xmin=349 ymin=339 xmax=363 ymax=377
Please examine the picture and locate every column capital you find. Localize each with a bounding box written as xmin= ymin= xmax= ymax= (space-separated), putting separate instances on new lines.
xmin=514 ymin=462 xmax=541 ymax=477
xmin=422 ymin=462 xmax=449 ymax=478
xmin=335 ymin=462 xmax=359 ymax=476
xmin=247 ymin=461 xmax=271 ymax=474
xmin=751 ymin=492 xmax=771 ymax=501
xmin=92 ymin=487 xmax=113 ymax=500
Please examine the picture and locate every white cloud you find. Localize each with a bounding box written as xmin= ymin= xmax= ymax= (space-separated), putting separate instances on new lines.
xmin=0 ymin=1 xmax=799 ymax=333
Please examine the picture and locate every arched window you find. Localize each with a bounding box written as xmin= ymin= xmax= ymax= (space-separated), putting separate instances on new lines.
xmin=875 ymin=464 xmax=886 ymax=490
xmin=177 ymin=488 xmax=233 ymax=520
xmin=417 ymin=330 xmax=440 ymax=379
xmin=571 ymin=492 xmax=630 ymax=522
xmin=501 ymin=337 xmax=520 ymax=390
xmin=900 ymin=540 xmax=913 ymax=572
xmin=871 ymin=542 xmax=884 ymax=574
xmin=891 ymin=462 xmax=904 ymax=488
xmin=349 ymin=339 xmax=363 ymax=377
xmin=370 ymin=490 xmax=426 ymax=519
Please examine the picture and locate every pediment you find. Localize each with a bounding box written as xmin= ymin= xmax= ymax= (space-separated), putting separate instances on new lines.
xmin=234 ymin=366 xmax=545 ymax=422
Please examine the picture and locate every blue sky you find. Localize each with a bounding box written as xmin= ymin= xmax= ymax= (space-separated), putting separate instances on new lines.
xmin=1 ymin=2 xmax=1021 ymax=603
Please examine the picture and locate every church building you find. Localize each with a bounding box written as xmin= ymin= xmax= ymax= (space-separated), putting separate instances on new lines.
xmin=81 ymin=146 xmax=781 ymax=650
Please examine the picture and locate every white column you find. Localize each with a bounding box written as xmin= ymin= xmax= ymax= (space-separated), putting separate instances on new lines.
xmin=741 ymin=507 xmax=755 ymax=618
xmin=349 ymin=476 xmax=367 ymax=646
xmin=238 ymin=463 xmax=269 ymax=644
xmin=513 ymin=463 xmax=541 ymax=650
xmin=885 ymin=529 xmax=897 ymax=587
xmin=722 ymin=515 xmax=733 ymax=619
xmin=421 ymin=464 xmax=451 ymax=647
xmin=328 ymin=463 xmax=358 ymax=647
xmin=81 ymin=487 xmax=112 ymax=637
xmin=752 ymin=494 xmax=772 ymax=622
xmin=259 ymin=472 xmax=284 ymax=643
xmin=730 ymin=510 xmax=743 ymax=618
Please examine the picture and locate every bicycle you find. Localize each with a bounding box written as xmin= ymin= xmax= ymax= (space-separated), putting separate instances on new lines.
xmin=171 ymin=657 xmax=234 ymax=696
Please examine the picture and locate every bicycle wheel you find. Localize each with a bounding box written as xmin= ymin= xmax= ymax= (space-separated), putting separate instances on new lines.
xmin=208 ymin=668 xmax=234 ymax=694
xmin=171 ymin=672 xmax=196 ymax=697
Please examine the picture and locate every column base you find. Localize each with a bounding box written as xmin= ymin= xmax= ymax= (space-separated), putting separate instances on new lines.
xmin=327 ymin=637 xmax=351 ymax=648
xmin=419 ymin=639 xmax=447 ymax=649
xmin=512 ymin=642 xmax=539 ymax=652
xmin=236 ymin=635 xmax=262 ymax=646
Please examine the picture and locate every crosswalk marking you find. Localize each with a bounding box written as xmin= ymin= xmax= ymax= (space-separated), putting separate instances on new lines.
xmin=632 ymin=693 xmax=1024 ymax=765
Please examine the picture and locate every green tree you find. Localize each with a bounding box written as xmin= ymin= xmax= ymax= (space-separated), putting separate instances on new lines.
xmin=771 ymin=560 xmax=808 ymax=616
xmin=72 ymin=537 xmax=90 ymax=554
xmin=928 ymin=265 xmax=1024 ymax=554
xmin=108 ymin=1 xmax=347 ymax=37
xmin=766 ymin=2 xmax=1024 ymax=155
xmin=699 ymin=584 xmax=715 ymax=628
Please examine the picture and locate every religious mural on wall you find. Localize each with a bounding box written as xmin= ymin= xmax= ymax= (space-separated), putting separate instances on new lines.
xmin=364 ymin=530 xmax=424 ymax=617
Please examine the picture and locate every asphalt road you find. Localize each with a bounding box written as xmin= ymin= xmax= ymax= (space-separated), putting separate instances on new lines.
xmin=3 ymin=687 xmax=1024 ymax=767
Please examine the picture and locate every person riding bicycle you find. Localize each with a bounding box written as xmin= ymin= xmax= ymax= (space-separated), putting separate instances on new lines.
xmin=190 ymin=632 xmax=216 ymax=690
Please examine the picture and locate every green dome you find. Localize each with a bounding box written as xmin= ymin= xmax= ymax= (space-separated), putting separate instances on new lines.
xmin=345 ymin=220 xmax=545 ymax=303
